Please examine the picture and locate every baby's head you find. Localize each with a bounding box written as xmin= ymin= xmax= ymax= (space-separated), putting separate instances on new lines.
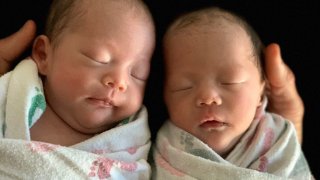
xmin=44 ymin=0 xmax=154 ymax=47
xmin=31 ymin=0 xmax=155 ymax=134
xmin=163 ymin=7 xmax=265 ymax=156
xmin=164 ymin=6 xmax=266 ymax=82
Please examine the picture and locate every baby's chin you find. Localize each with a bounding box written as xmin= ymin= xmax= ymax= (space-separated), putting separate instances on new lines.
xmin=72 ymin=105 xmax=142 ymax=134
xmin=202 ymin=135 xmax=239 ymax=158
xmin=75 ymin=114 xmax=137 ymax=135
xmin=70 ymin=118 xmax=116 ymax=135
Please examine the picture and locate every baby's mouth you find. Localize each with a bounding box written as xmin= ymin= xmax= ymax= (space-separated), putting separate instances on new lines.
xmin=199 ymin=119 xmax=228 ymax=131
xmin=87 ymin=98 xmax=115 ymax=108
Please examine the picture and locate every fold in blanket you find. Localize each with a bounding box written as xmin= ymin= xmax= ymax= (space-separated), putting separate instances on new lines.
xmin=153 ymin=100 xmax=313 ymax=179
xmin=0 ymin=59 xmax=151 ymax=179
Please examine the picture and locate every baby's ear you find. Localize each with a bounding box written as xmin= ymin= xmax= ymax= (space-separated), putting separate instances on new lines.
xmin=31 ymin=35 xmax=51 ymax=75
xmin=258 ymin=81 xmax=266 ymax=106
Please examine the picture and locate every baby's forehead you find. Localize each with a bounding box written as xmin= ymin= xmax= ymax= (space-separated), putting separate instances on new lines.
xmin=183 ymin=20 xmax=243 ymax=36
xmin=77 ymin=0 xmax=140 ymax=17
xmin=67 ymin=0 xmax=153 ymax=31
xmin=166 ymin=20 xmax=250 ymax=50
xmin=168 ymin=10 xmax=246 ymax=37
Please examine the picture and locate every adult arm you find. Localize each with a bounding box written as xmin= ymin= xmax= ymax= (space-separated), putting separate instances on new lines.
xmin=0 ymin=20 xmax=36 ymax=75
xmin=264 ymin=43 xmax=304 ymax=143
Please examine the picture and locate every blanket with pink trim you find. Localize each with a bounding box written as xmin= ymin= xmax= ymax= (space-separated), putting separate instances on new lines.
xmin=153 ymin=103 xmax=312 ymax=179
xmin=0 ymin=59 xmax=151 ymax=179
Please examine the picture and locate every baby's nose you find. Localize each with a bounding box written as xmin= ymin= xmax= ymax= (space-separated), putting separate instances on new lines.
xmin=102 ymin=75 xmax=127 ymax=92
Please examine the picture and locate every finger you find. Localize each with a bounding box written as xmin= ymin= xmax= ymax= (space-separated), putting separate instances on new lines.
xmin=0 ymin=20 xmax=36 ymax=64
xmin=264 ymin=43 xmax=304 ymax=143
xmin=264 ymin=43 xmax=291 ymax=88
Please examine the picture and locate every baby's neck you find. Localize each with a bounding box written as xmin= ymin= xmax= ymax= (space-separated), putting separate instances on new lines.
xmin=30 ymin=107 xmax=93 ymax=146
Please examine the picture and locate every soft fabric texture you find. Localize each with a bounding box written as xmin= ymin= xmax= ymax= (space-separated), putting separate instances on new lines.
xmin=0 ymin=58 xmax=151 ymax=179
xmin=153 ymin=99 xmax=313 ymax=180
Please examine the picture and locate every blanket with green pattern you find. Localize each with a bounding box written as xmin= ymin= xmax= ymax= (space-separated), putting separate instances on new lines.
xmin=0 ymin=59 xmax=151 ymax=179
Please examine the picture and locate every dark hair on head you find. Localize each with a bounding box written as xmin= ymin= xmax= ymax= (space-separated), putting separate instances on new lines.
xmin=165 ymin=6 xmax=266 ymax=81
xmin=45 ymin=0 xmax=154 ymax=48
xmin=44 ymin=0 xmax=85 ymax=47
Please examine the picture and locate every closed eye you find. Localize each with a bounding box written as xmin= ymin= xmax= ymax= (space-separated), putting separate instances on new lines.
xmin=221 ymin=81 xmax=245 ymax=85
xmin=90 ymin=57 xmax=110 ymax=64
xmin=81 ymin=52 xmax=110 ymax=64
xmin=131 ymin=74 xmax=147 ymax=82
xmin=171 ymin=86 xmax=193 ymax=92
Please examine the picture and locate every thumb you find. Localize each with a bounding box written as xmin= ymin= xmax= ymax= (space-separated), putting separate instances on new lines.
xmin=0 ymin=20 xmax=36 ymax=71
xmin=264 ymin=43 xmax=292 ymax=89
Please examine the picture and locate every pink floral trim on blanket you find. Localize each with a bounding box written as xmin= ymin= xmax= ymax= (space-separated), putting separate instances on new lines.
xmin=256 ymin=127 xmax=274 ymax=172
xmin=126 ymin=147 xmax=138 ymax=154
xmin=258 ymin=156 xmax=269 ymax=172
xmin=261 ymin=128 xmax=274 ymax=155
xmin=245 ymin=115 xmax=266 ymax=149
xmin=155 ymin=153 xmax=185 ymax=177
xmin=91 ymin=149 xmax=111 ymax=155
xmin=91 ymin=146 xmax=138 ymax=155
xmin=27 ymin=141 xmax=59 ymax=153
xmin=88 ymin=157 xmax=137 ymax=179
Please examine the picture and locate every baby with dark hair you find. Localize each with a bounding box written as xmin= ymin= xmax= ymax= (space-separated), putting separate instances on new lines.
xmin=153 ymin=6 xmax=312 ymax=179
xmin=0 ymin=0 xmax=155 ymax=178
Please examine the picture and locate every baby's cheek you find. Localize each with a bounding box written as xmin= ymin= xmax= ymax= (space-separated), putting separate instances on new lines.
xmin=123 ymin=86 xmax=144 ymax=114
xmin=55 ymin=73 xmax=92 ymax=101
xmin=168 ymin=97 xmax=189 ymax=120
xmin=231 ymin=98 xmax=258 ymax=126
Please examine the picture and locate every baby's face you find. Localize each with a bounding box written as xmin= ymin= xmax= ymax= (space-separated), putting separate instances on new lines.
xmin=164 ymin=24 xmax=264 ymax=156
xmin=42 ymin=1 xmax=154 ymax=134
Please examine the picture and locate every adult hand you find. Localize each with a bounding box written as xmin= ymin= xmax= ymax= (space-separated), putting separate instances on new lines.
xmin=0 ymin=20 xmax=36 ymax=75
xmin=264 ymin=43 xmax=304 ymax=143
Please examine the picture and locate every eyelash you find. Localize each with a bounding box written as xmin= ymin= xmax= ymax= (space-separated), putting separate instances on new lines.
xmin=220 ymin=82 xmax=245 ymax=88
xmin=82 ymin=53 xmax=147 ymax=82
xmin=92 ymin=58 xmax=110 ymax=65
xmin=81 ymin=52 xmax=110 ymax=65
xmin=221 ymin=82 xmax=239 ymax=85
xmin=131 ymin=74 xmax=147 ymax=82
xmin=172 ymin=86 xmax=193 ymax=92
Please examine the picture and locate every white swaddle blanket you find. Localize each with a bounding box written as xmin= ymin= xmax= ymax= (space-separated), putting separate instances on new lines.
xmin=0 ymin=59 xmax=151 ymax=179
xmin=153 ymin=100 xmax=313 ymax=179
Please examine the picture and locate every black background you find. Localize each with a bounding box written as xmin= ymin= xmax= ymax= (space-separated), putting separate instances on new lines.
xmin=0 ymin=0 xmax=319 ymax=178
